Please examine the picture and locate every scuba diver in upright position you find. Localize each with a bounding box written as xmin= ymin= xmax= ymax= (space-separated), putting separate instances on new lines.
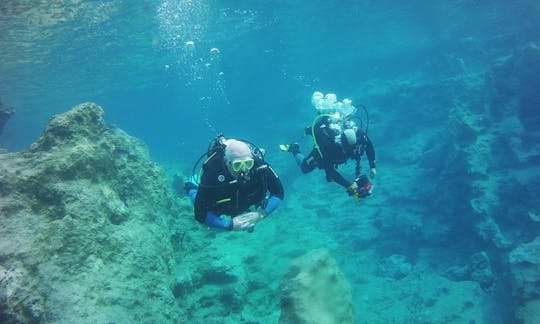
xmin=280 ymin=91 xmax=376 ymax=202
xmin=185 ymin=136 xmax=284 ymax=232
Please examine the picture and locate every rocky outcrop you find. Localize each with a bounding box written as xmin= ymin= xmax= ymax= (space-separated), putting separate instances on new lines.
xmin=377 ymin=254 xmax=412 ymax=280
xmin=279 ymin=248 xmax=354 ymax=324
xmin=509 ymin=236 xmax=540 ymax=323
xmin=471 ymin=44 xmax=540 ymax=246
xmin=0 ymin=100 xmax=14 ymax=137
xmin=0 ymin=103 xmax=195 ymax=323
xmin=355 ymin=44 xmax=540 ymax=322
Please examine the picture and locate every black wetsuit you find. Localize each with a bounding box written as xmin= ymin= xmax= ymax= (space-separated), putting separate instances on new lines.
xmin=301 ymin=117 xmax=376 ymax=188
xmin=194 ymin=151 xmax=284 ymax=224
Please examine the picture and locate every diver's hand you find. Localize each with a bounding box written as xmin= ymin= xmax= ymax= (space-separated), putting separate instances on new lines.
xmin=232 ymin=211 xmax=261 ymax=231
xmin=370 ymin=168 xmax=377 ymax=178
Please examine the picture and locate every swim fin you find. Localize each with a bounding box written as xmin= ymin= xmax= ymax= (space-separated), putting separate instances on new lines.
xmin=279 ymin=144 xmax=290 ymax=152
xmin=279 ymin=143 xmax=299 ymax=154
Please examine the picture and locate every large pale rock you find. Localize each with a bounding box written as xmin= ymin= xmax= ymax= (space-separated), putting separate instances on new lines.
xmin=279 ymin=248 xmax=354 ymax=324
xmin=0 ymin=103 xmax=194 ymax=323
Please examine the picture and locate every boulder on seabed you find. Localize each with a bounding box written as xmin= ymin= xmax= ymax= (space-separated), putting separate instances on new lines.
xmin=279 ymin=248 xmax=354 ymax=324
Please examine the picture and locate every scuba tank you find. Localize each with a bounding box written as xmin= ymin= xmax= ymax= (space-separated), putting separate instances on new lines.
xmin=308 ymin=91 xmax=369 ymax=159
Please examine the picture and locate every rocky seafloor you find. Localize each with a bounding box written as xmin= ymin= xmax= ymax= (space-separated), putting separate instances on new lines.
xmin=1 ymin=45 xmax=540 ymax=323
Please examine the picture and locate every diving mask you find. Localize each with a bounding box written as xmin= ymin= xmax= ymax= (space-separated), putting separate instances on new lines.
xmin=231 ymin=157 xmax=255 ymax=172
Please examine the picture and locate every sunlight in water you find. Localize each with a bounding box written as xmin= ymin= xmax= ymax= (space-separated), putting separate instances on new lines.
xmin=156 ymin=0 xmax=229 ymax=132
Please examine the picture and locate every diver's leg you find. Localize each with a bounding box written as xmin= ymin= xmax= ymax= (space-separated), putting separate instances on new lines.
xmin=300 ymin=149 xmax=319 ymax=174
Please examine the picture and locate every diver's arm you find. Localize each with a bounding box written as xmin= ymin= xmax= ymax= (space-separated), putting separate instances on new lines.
xmin=194 ymin=186 xmax=233 ymax=231
xmin=203 ymin=209 xmax=258 ymax=231
xmin=204 ymin=211 xmax=233 ymax=230
xmin=365 ymin=135 xmax=376 ymax=169
xmin=261 ymin=166 xmax=284 ymax=216
xmin=195 ymin=207 xmax=233 ymax=231
xmin=364 ymin=135 xmax=377 ymax=177
xmin=324 ymin=164 xmax=352 ymax=188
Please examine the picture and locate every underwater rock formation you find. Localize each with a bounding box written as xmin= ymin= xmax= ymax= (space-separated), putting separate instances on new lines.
xmin=376 ymin=254 xmax=412 ymax=280
xmin=469 ymin=251 xmax=495 ymax=292
xmin=471 ymin=44 xmax=540 ymax=246
xmin=0 ymin=100 xmax=14 ymax=137
xmin=509 ymin=235 xmax=540 ymax=321
xmin=279 ymin=248 xmax=354 ymax=324
xmin=352 ymin=44 xmax=540 ymax=322
xmin=0 ymin=103 xmax=195 ymax=322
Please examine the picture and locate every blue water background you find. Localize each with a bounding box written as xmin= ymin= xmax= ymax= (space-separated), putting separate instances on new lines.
xmin=1 ymin=0 xmax=540 ymax=321
xmin=2 ymin=1 xmax=537 ymax=161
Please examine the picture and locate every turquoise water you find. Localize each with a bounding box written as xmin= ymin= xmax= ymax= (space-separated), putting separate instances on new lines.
xmin=2 ymin=1 xmax=536 ymax=159
xmin=1 ymin=1 xmax=540 ymax=322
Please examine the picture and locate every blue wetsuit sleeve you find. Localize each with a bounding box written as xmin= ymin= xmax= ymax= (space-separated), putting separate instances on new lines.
xmin=204 ymin=211 xmax=233 ymax=231
xmin=263 ymin=195 xmax=281 ymax=216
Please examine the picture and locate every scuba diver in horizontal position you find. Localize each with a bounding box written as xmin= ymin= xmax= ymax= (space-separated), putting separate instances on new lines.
xmin=185 ymin=135 xmax=284 ymax=232
xmin=280 ymin=91 xmax=376 ymax=202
